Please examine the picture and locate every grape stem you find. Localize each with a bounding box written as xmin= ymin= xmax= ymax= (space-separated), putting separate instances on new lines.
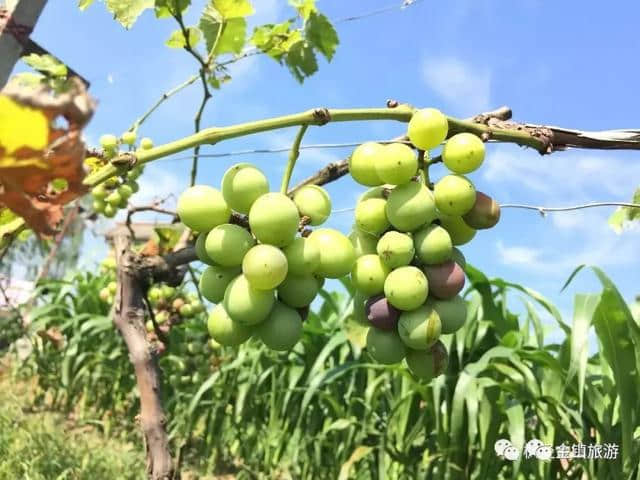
xmin=280 ymin=124 xmax=309 ymax=194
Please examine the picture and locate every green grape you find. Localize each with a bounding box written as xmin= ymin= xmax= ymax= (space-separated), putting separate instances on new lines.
xmin=397 ymin=304 xmax=441 ymax=350
xmin=105 ymin=190 xmax=122 ymax=207
xmin=439 ymin=214 xmax=476 ymax=246
xmin=249 ymin=192 xmax=300 ymax=247
xmin=429 ymin=295 xmax=467 ymax=334
xmin=433 ymin=175 xmax=476 ymax=216
xmin=462 ymin=191 xmax=501 ymax=229
xmin=355 ymin=198 xmax=389 ymax=235
xmin=199 ymin=266 xmax=239 ymax=303
xmin=107 ymin=281 xmax=117 ymax=294
xmin=145 ymin=320 xmax=155 ymax=333
xmin=121 ymin=131 xmax=137 ymax=146
xmin=155 ymin=311 xmax=169 ymax=324
xmin=293 ymin=185 xmax=331 ymax=226
xmin=407 ymin=108 xmax=448 ymax=150
xmin=256 ymin=302 xmax=302 ymax=351
xmin=386 ymin=181 xmax=437 ymax=232
xmin=221 ymin=163 xmax=270 ymax=214
xmin=358 ymin=185 xmax=391 ymax=202
xmin=383 ymin=266 xmax=428 ymax=311
xmin=307 ymin=228 xmax=356 ymax=278
xmin=161 ymin=285 xmax=175 ymax=298
xmin=405 ymin=340 xmax=449 ymax=380
xmin=148 ymin=286 xmax=163 ymax=305
xmin=348 ymin=142 xmax=384 ymax=186
xmin=99 ymin=287 xmax=110 ymax=302
xmin=242 ymin=244 xmax=288 ymax=290
xmin=195 ymin=233 xmax=216 ymax=266
xmin=282 ymin=237 xmax=320 ymax=275
xmin=207 ymin=304 xmax=252 ymax=346
xmin=366 ymin=327 xmax=406 ymax=364
xmin=376 ymin=231 xmax=414 ymax=268
xmin=177 ymin=185 xmax=231 ymax=233
xmin=126 ymin=180 xmax=139 ymax=193
xmin=91 ymin=184 xmax=107 ymax=199
xmin=100 ymin=257 xmax=116 ymax=271
xmin=179 ymin=304 xmax=194 ymax=318
xmin=205 ymin=224 xmax=255 ymax=267
xmin=442 ymin=132 xmax=485 ymax=174
xmin=277 ymin=274 xmax=319 ymax=308
xmin=117 ymin=196 xmax=128 ymax=209
xmin=140 ymin=137 xmax=154 ymax=150
xmin=100 ymin=134 xmax=118 ymax=150
xmin=223 ymin=275 xmax=275 ymax=325
xmin=128 ymin=166 xmax=143 ymax=180
xmin=92 ymin=199 xmax=106 ymax=213
xmin=103 ymin=204 xmax=116 ymax=218
xmin=118 ymin=184 xmax=133 ymax=200
xmin=190 ymin=300 xmax=204 ymax=314
xmin=413 ymin=224 xmax=452 ymax=265
xmin=375 ymin=143 xmax=418 ymax=185
xmin=104 ymin=176 xmax=119 ymax=188
xmin=349 ymin=227 xmax=379 ymax=257
xmin=350 ymin=254 xmax=390 ymax=296
xmin=451 ymin=247 xmax=466 ymax=269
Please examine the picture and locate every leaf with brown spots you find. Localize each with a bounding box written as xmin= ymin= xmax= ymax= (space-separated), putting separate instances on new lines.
xmin=0 ymin=77 xmax=96 ymax=235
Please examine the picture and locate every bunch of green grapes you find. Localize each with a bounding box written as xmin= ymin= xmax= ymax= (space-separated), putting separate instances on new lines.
xmin=89 ymin=132 xmax=154 ymax=218
xmin=164 ymin=331 xmax=221 ymax=388
xmin=347 ymin=108 xmax=501 ymax=380
xmin=177 ymin=162 xmax=354 ymax=352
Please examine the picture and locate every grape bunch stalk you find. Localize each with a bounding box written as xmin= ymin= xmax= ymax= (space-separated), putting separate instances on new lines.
xmin=347 ymin=108 xmax=501 ymax=380
xmin=177 ymin=163 xmax=354 ymax=351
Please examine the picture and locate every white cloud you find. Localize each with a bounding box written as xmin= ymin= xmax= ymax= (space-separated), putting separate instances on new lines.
xmin=496 ymin=241 xmax=542 ymax=266
xmin=422 ymin=57 xmax=491 ymax=115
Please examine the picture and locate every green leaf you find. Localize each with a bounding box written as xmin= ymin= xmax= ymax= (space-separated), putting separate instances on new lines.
xmin=78 ymin=0 xmax=95 ymax=10
xmin=285 ymin=41 xmax=318 ymax=83
xmin=212 ymin=0 xmax=254 ymax=18
xmin=305 ymin=12 xmax=338 ymax=61
xmin=199 ymin=4 xmax=248 ymax=55
xmin=215 ymin=17 xmax=247 ymax=54
xmin=22 ymin=54 xmax=67 ymax=78
xmin=155 ymin=0 xmax=191 ymax=18
xmin=165 ymin=26 xmax=202 ymax=48
xmin=251 ymin=21 xmax=294 ymax=60
xmin=105 ymin=0 xmax=153 ymax=29
xmin=608 ymin=187 xmax=640 ymax=232
xmin=289 ymin=0 xmax=316 ymax=20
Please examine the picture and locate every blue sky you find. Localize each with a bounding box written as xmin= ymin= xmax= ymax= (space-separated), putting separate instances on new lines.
xmin=12 ymin=0 xmax=640 ymax=333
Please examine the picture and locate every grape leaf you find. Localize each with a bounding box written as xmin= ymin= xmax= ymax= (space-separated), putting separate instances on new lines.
xmin=213 ymin=0 xmax=254 ymax=18
xmin=251 ymin=21 xmax=295 ymax=60
xmin=155 ymin=0 xmax=191 ymax=19
xmin=305 ymin=12 xmax=338 ymax=61
xmin=285 ymin=41 xmax=318 ymax=83
xmin=289 ymin=0 xmax=316 ymax=20
xmin=165 ymin=27 xmax=202 ymax=48
xmin=78 ymin=0 xmax=95 ymax=11
xmin=22 ymin=54 xmax=68 ymax=78
xmin=105 ymin=0 xmax=153 ymax=29
xmin=0 ymin=78 xmax=95 ymax=235
xmin=608 ymin=187 xmax=640 ymax=233
xmin=199 ymin=0 xmax=253 ymax=55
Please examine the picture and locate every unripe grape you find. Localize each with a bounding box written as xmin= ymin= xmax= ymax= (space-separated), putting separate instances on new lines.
xmin=100 ymin=134 xmax=118 ymax=150
xmin=126 ymin=180 xmax=140 ymax=193
xmin=100 ymin=257 xmax=116 ymax=271
xmin=351 ymin=254 xmax=390 ymax=296
xmin=140 ymin=137 xmax=154 ymax=150
xmin=293 ymin=185 xmax=331 ymax=226
xmin=413 ymin=224 xmax=452 ymax=265
xmin=462 ymin=191 xmax=501 ymax=229
xmin=375 ymin=143 xmax=418 ymax=185
xmin=349 ymin=142 xmax=384 ymax=186
xmin=383 ymin=266 xmax=428 ymax=311
xmin=434 ymin=175 xmax=476 ymax=216
xmin=207 ymin=304 xmax=252 ymax=346
xmin=282 ymin=237 xmax=320 ymax=275
xmin=221 ymin=163 xmax=269 ymax=214
xmin=156 ymin=311 xmax=169 ymax=325
xmin=386 ymin=181 xmax=437 ymax=232
xmin=376 ymin=231 xmax=414 ymax=268
xmin=358 ymin=185 xmax=390 ymax=202
xmin=177 ymin=185 xmax=231 ymax=233
xmin=191 ymin=300 xmax=204 ymax=314
xmin=99 ymin=287 xmax=110 ymax=302
xmin=107 ymin=281 xmax=117 ymax=294
xmin=121 ymin=131 xmax=137 ymax=146
xmin=172 ymin=298 xmax=185 ymax=310
xmin=257 ymin=302 xmax=302 ymax=351
xmin=249 ymin=192 xmax=300 ymax=247
xmin=406 ymin=340 xmax=449 ymax=380
xmin=423 ymin=261 xmax=465 ymax=300
xmin=451 ymin=247 xmax=466 ymax=269
xmin=103 ymin=204 xmax=117 ymax=218
xmin=179 ymin=304 xmax=194 ymax=318
xmin=223 ymin=275 xmax=275 ymax=325
xmin=349 ymin=227 xmax=378 ymax=257
xmin=148 ymin=286 xmax=162 ymax=305
xmin=366 ymin=327 xmax=406 ymax=364
xmin=407 ymin=108 xmax=448 ymax=150
xmin=430 ymin=295 xmax=467 ymax=334
xmin=118 ymin=196 xmax=129 ymax=209
xmin=195 ymin=233 xmax=216 ymax=266
xmin=242 ymin=244 xmax=288 ymax=290
xmin=397 ymin=304 xmax=441 ymax=350
xmin=439 ymin=214 xmax=476 ymax=246
xmin=365 ymin=294 xmax=400 ymax=330
xmin=118 ymin=184 xmax=133 ymax=200
xmin=92 ymin=184 xmax=107 ymax=199
xmin=128 ymin=166 xmax=143 ymax=180
xmin=277 ymin=274 xmax=319 ymax=308
xmin=442 ymin=133 xmax=485 ymax=174
xmin=209 ymin=338 xmax=221 ymax=350
xmin=105 ymin=191 xmax=122 ymax=207
xmin=307 ymin=228 xmax=356 ymax=278
xmin=205 ymin=224 xmax=255 ymax=267
xmin=145 ymin=320 xmax=155 ymax=333
xmin=93 ymin=199 xmax=106 ymax=213
xmin=355 ymin=198 xmax=389 ymax=235
xmin=104 ymin=176 xmax=119 ymax=188
xmin=199 ymin=265 xmax=239 ymax=303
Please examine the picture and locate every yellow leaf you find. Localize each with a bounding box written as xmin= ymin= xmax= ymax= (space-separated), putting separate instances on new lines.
xmin=0 ymin=95 xmax=49 ymax=155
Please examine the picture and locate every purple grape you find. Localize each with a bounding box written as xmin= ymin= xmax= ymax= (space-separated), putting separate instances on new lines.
xmin=365 ymin=295 xmax=400 ymax=330
xmin=423 ymin=261 xmax=465 ymax=299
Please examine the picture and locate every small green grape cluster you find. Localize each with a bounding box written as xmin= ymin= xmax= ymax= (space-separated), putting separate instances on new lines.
xmin=165 ymin=333 xmax=220 ymax=388
xmin=346 ymin=108 xmax=501 ymax=380
xmin=177 ymin=162 xmax=355 ymax=352
xmin=89 ymin=132 xmax=154 ymax=218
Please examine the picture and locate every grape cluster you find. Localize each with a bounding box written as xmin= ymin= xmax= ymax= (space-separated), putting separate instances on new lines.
xmin=348 ymin=108 xmax=500 ymax=380
xmin=89 ymin=132 xmax=154 ymax=218
xmin=177 ymin=163 xmax=353 ymax=352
